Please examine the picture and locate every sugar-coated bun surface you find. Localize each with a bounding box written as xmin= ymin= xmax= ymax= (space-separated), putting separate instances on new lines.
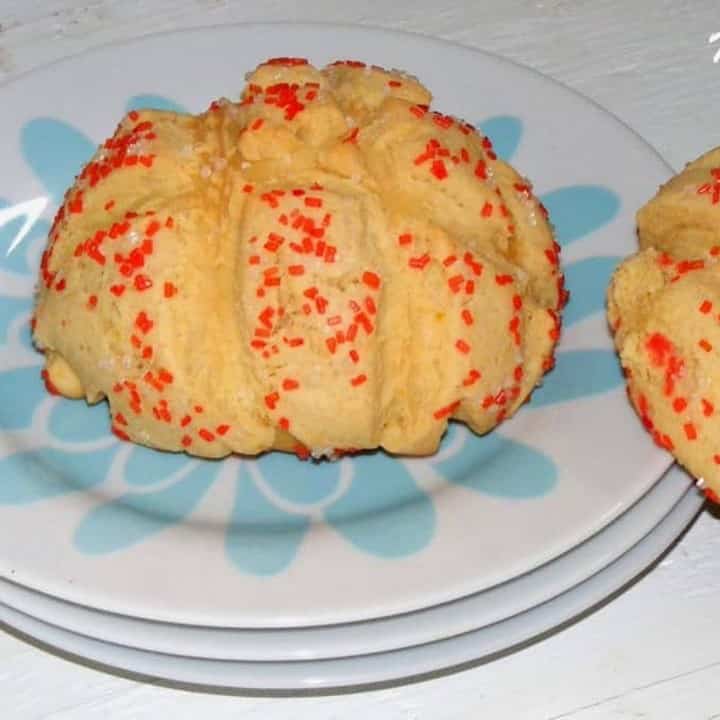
xmin=609 ymin=146 xmax=720 ymax=498
xmin=33 ymin=57 xmax=564 ymax=459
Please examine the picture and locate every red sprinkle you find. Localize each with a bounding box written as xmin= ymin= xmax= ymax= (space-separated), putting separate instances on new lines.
xmin=673 ymin=397 xmax=688 ymax=413
xmin=40 ymin=370 xmax=60 ymax=395
xmin=362 ymin=271 xmax=381 ymax=289
xmin=684 ymin=422 xmax=697 ymax=441
xmin=706 ymin=487 xmax=720 ymax=502
xmin=461 ymin=309 xmax=474 ymax=326
xmin=351 ymin=374 xmax=367 ymax=387
xmin=199 ymin=429 xmax=215 ymax=442
xmin=409 ymin=253 xmax=431 ymax=270
xmin=645 ymin=332 xmax=673 ymax=367
xmin=678 ymin=259 xmax=705 ymax=274
xmin=324 ymin=245 xmax=337 ymax=263
xmin=431 ymin=159 xmax=448 ymax=180
xmin=294 ymin=443 xmax=310 ymax=460
xmin=432 ymin=113 xmax=453 ymax=130
xmin=68 ymin=191 xmax=84 ymax=214
xmin=355 ymin=312 xmax=374 ymax=334
xmin=112 ymin=425 xmax=130 ymax=442
xmin=260 ymin=193 xmax=279 ymax=209
xmin=259 ymin=306 xmax=275 ymax=329
xmin=282 ymin=378 xmax=300 ymax=391
xmin=700 ymin=300 xmax=713 ymax=314
xmin=158 ymin=368 xmax=173 ymax=384
xmin=433 ymin=400 xmax=460 ymax=420
xmin=455 ymin=339 xmax=471 ymax=354
xmin=315 ymin=296 xmax=328 ymax=314
xmin=135 ymin=311 xmax=153 ymax=335
xmin=495 ymin=274 xmax=513 ymax=286
xmin=264 ymin=232 xmax=285 ymax=252
xmin=448 ymin=275 xmax=464 ymax=294
xmin=134 ymin=274 xmax=153 ymax=291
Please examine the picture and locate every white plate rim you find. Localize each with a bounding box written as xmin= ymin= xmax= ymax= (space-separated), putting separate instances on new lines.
xmin=0 ymin=462 xmax=693 ymax=661
xmin=0 ymin=466 xmax=704 ymax=691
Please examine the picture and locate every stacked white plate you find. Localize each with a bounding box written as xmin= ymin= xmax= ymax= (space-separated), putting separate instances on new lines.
xmin=0 ymin=24 xmax=704 ymax=690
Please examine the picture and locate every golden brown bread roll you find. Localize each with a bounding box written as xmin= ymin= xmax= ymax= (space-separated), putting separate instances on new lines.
xmin=33 ymin=57 xmax=564 ymax=459
xmin=609 ymin=146 xmax=720 ymax=500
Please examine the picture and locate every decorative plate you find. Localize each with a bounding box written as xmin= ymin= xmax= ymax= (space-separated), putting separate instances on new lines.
xmin=0 ymin=23 xmax=673 ymax=627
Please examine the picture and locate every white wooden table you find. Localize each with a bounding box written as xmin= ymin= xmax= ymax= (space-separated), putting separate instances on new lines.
xmin=2 ymin=2 xmax=720 ymax=717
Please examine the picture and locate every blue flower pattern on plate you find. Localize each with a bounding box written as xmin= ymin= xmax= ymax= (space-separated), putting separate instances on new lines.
xmin=0 ymin=96 xmax=622 ymax=575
